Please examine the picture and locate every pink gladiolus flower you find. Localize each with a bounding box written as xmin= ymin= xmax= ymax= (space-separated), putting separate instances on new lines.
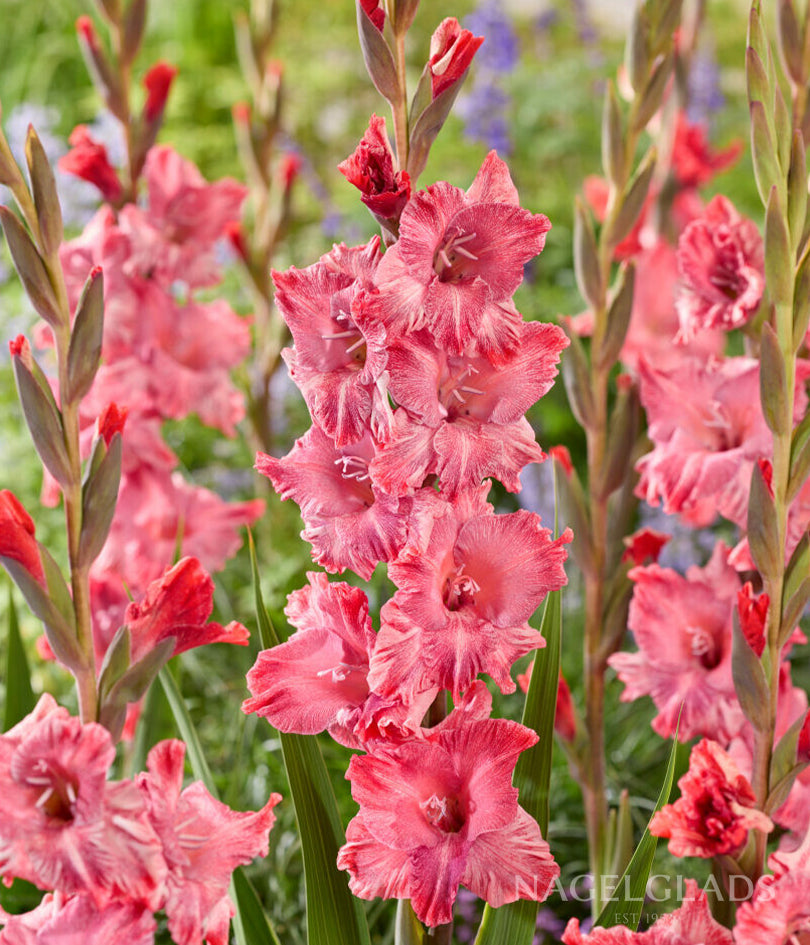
xmin=562 ymin=880 xmax=732 ymax=943
xmin=0 ymin=696 xmax=165 ymax=907
xmin=609 ymin=542 xmax=743 ymax=742
xmin=0 ymin=491 xmax=45 ymax=587
xmin=370 ymin=320 xmax=567 ymax=496
xmin=0 ymin=893 xmax=156 ymax=945
xmin=568 ymin=240 xmax=724 ymax=373
xmin=58 ymin=126 xmax=123 ymax=203
xmin=137 ymin=740 xmax=280 ymax=945
xmin=650 ymin=739 xmax=772 ymax=858
xmin=123 ymin=557 xmax=249 ymax=663
xmin=636 ymin=357 xmax=775 ymax=527
xmin=338 ymin=115 xmax=411 ymax=225
xmin=676 ymin=195 xmax=764 ymax=341
xmin=257 ymin=426 xmax=427 ymax=580
xmin=369 ymin=484 xmax=571 ymax=699
xmin=374 ymin=151 xmax=551 ymax=358
xmin=273 ymin=239 xmax=393 ymax=445
xmin=428 ymin=18 xmax=485 ymax=99
xmin=337 ymin=711 xmax=558 ymax=927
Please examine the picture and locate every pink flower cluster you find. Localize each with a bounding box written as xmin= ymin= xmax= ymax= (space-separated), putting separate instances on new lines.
xmin=54 ymin=144 xmax=263 ymax=661
xmin=247 ymin=148 xmax=570 ymax=925
xmin=0 ymin=696 xmax=279 ymax=945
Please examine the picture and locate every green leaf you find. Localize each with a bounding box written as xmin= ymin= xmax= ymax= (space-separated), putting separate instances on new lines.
xmin=159 ymin=664 xmax=216 ymax=795
xmin=474 ymin=588 xmax=562 ymax=945
xmin=249 ymin=534 xmax=371 ymax=945
xmin=3 ymin=584 xmax=35 ymax=731
xmin=159 ymin=666 xmax=282 ymax=945
xmin=594 ymin=720 xmax=680 ymax=929
xmin=232 ymin=866 xmax=283 ymax=945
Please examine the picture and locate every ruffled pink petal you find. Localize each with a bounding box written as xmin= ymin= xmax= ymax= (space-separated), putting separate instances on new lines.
xmin=462 ymin=806 xmax=557 ymax=906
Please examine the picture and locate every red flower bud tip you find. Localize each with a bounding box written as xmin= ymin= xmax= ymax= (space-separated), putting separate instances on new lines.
xmin=279 ymin=153 xmax=301 ymax=190
xmin=224 ymin=220 xmax=248 ymax=262
xmin=361 ymin=0 xmax=385 ymax=31
xmin=0 ymin=489 xmax=45 ymax=586
xmin=555 ymin=673 xmax=577 ymax=743
xmin=266 ymin=60 xmax=284 ymax=81
xmin=798 ymin=710 xmax=810 ymax=764
xmin=548 ymin=445 xmax=573 ymax=477
xmin=8 ymin=334 xmax=32 ymax=370
xmin=98 ymin=402 xmax=128 ymax=445
xmin=737 ymin=582 xmax=768 ymax=658
xmin=616 ymin=372 xmax=634 ymax=392
xmin=622 ymin=527 xmax=670 ymax=566
xmin=76 ymin=15 xmax=98 ymax=48
xmin=143 ymin=61 xmax=178 ymax=123
xmin=428 ymin=18 xmax=484 ymax=99
xmin=232 ymin=101 xmax=251 ymax=127
xmin=58 ymin=126 xmax=122 ymax=203
xmin=758 ymin=458 xmax=774 ymax=499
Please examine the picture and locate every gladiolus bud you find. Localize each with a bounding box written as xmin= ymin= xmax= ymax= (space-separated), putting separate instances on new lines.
xmin=98 ymin=403 xmax=128 ymax=446
xmin=143 ymin=61 xmax=178 ymax=123
xmin=428 ymin=18 xmax=484 ymax=99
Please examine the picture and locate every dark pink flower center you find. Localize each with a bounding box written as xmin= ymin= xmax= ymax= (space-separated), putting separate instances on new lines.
xmin=438 ymin=360 xmax=485 ymax=420
xmin=443 ymin=565 xmax=480 ymax=611
xmin=421 ymin=792 xmax=465 ymax=833
xmin=686 ymin=624 xmax=722 ymax=670
xmin=24 ymin=761 xmax=78 ymax=822
xmin=433 ymin=227 xmax=479 ymax=283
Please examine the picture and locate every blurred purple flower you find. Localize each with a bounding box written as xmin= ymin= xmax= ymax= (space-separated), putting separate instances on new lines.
xmin=687 ymin=48 xmax=725 ymax=126
xmin=459 ymin=0 xmax=518 ymax=155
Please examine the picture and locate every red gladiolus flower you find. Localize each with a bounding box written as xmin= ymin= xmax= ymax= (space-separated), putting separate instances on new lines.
xmin=123 ymin=557 xmax=249 ymax=663
xmin=428 ymin=18 xmax=485 ymax=99
xmin=621 ymin=527 xmax=670 ymax=566
xmin=650 ymin=739 xmax=773 ymax=858
xmin=59 ymin=126 xmax=123 ymax=203
xmin=142 ymin=61 xmax=178 ymax=123
xmin=338 ymin=115 xmax=411 ymax=223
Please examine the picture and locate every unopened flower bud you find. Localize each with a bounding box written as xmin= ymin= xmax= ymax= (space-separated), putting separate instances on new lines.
xmin=98 ymin=402 xmax=128 ymax=445
xmin=428 ymin=18 xmax=484 ymax=99
xmin=58 ymin=126 xmax=122 ymax=203
xmin=143 ymin=61 xmax=178 ymax=123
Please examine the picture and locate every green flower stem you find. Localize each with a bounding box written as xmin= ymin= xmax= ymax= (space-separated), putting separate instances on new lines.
xmin=392 ymin=29 xmax=409 ymax=173
xmin=50 ymin=263 xmax=99 ymax=724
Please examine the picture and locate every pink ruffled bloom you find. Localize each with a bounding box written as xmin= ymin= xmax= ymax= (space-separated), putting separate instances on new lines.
xmin=369 ymin=483 xmax=571 ymax=699
xmin=370 ymin=320 xmax=567 ymax=496
xmin=671 ymin=114 xmax=742 ymax=189
xmin=256 ymin=425 xmax=427 ymax=580
xmin=0 ymin=893 xmax=156 ymax=945
xmin=0 ymin=696 xmax=165 ymax=907
xmin=272 ymin=239 xmax=393 ymax=445
xmin=337 ymin=709 xmax=558 ymax=927
xmin=676 ymin=195 xmax=764 ymax=341
xmin=137 ymin=740 xmax=280 ymax=945
xmin=373 ymin=152 xmax=551 ymax=358
xmin=562 ymin=879 xmax=732 ymax=944
xmin=243 ymin=573 xmax=433 ymax=747
xmin=608 ymin=542 xmax=743 ymax=742
xmin=568 ymin=240 xmax=724 ymax=374
xmin=650 ymin=739 xmax=772 ymax=858
xmin=636 ymin=357 xmax=774 ymax=528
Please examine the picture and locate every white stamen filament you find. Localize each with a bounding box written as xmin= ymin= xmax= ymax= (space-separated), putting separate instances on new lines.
xmin=35 ymin=787 xmax=54 ymax=809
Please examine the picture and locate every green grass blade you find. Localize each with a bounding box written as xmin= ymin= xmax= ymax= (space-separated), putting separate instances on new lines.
xmin=474 ymin=588 xmax=562 ymax=945
xmin=4 ymin=584 xmax=36 ymax=732
xmin=159 ymin=664 xmax=282 ymax=945
xmin=232 ymin=866 xmax=283 ymax=945
xmin=594 ymin=722 xmax=680 ymax=930
xmin=249 ymin=534 xmax=371 ymax=945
